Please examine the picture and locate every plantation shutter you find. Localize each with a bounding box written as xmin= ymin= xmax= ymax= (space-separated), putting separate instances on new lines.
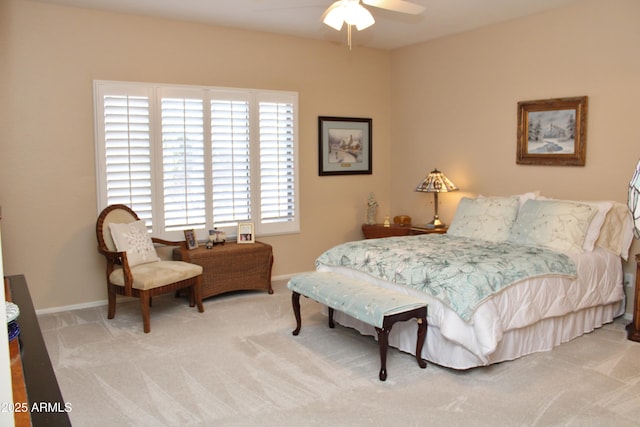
xmin=95 ymin=81 xmax=299 ymax=240
xmin=98 ymin=88 xmax=154 ymax=227
xmin=259 ymin=100 xmax=296 ymax=225
xmin=210 ymin=96 xmax=252 ymax=226
xmin=160 ymin=93 xmax=206 ymax=230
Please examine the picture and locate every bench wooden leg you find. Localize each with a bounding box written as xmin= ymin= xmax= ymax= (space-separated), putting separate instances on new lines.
xmin=375 ymin=326 xmax=391 ymax=381
xmin=291 ymin=292 xmax=302 ymax=335
xmin=416 ymin=317 xmax=428 ymax=369
xmin=376 ymin=307 xmax=428 ymax=381
xmin=328 ymin=307 xmax=335 ymax=328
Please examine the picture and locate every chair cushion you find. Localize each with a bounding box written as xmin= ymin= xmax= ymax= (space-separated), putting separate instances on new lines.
xmin=109 ymin=261 xmax=203 ymax=290
xmin=109 ymin=220 xmax=161 ymax=267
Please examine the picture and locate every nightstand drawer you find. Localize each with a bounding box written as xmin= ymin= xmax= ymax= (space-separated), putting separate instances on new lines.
xmin=362 ymin=224 xmax=412 ymax=239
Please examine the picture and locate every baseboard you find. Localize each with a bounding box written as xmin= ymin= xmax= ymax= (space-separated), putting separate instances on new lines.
xmin=35 ymin=273 xmax=306 ymax=315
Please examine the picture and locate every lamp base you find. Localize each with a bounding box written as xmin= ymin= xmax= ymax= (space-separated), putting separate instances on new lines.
xmin=427 ymin=216 xmax=446 ymax=229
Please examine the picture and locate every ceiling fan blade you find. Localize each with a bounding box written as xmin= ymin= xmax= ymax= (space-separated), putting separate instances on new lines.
xmin=362 ymin=0 xmax=425 ymax=15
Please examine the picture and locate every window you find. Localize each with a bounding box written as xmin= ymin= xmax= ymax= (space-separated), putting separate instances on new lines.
xmin=94 ymin=81 xmax=299 ymax=240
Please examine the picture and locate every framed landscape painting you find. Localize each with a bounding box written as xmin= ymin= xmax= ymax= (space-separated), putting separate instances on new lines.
xmin=517 ymin=96 xmax=588 ymax=166
xmin=318 ymin=116 xmax=372 ymax=176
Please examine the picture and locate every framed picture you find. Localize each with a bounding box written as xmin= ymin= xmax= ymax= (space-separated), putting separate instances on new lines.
xmin=237 ymin=222 xmax=255 ymax=244
xmin=318 ymin=116 xmax=372 ymax=175
xmin=184 ymin=229 xmax=198 ymax=250
xmin=517 ymin=96 xmax=588 ymax=166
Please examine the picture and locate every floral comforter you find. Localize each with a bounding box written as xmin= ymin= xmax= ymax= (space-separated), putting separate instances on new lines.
xmin=315 ymin=234 xmax=577 ymax=322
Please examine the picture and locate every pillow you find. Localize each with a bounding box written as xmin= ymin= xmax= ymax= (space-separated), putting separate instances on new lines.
xmin=109 ymin=220 xmax=160 ymax=267
xmin=577 ymin=201 xmax=612 ymax=251
xmin=448 ymin=196 xmax=520 ymax=242
xmin=595 ymin=202 xmax=635 ymax=260
xmin=517 ymin=191 xmax=540 ymax=211
xmin=507 ymin=199 xmax=596 ymax=252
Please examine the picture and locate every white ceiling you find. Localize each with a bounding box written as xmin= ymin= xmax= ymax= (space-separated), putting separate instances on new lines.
xmin=35 ymin=0 xmax=580 ymax=50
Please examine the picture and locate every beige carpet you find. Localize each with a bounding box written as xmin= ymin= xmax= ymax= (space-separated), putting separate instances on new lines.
xmin=38 ymin=279 xmax=640 ymax=426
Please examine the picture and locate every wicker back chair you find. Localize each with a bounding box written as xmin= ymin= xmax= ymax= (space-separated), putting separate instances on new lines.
xmin=96 ymin=204 xmax=204 ymax=333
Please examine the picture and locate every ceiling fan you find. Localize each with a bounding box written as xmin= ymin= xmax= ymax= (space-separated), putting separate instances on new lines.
xmin=322 ymin=0 xmax=425 ymax=49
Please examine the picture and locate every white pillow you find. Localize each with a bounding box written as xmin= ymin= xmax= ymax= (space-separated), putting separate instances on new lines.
xmin=517 ymin=191 xmax=540 ymax=211
xmin=595 ymin=202 xmax=635 ymax=260
xmin=448 ymin=196 xmax=520 ymax=242
xmin=109 ymin=220 xmax=160 ymax=267
xmin=507 ymin=199 xmax=596 ymax=253
xmin=538 ymin=197 xmax=612 ymax=252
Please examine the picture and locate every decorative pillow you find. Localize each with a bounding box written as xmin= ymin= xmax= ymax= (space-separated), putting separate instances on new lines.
xmin=109 ymin=220 xmax=160 ymax=267
xmin=595 ymin=202 xmax=635 ymax=260
xmin=507 ymin=199 xmax=596 ymax=252
xmin=448 ymin=196 xmax=520 ymax=242
xmin=538 ymin=197 xmax=612 ymax=252
xmin=517 ymin=191 xmax=540 ymax=210
xmin=575 ymin=201 xmax=611 ymax=251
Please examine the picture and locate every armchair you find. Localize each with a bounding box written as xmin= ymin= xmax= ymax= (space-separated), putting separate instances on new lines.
xmin=96 ymin=204 xmax=204 ymax=333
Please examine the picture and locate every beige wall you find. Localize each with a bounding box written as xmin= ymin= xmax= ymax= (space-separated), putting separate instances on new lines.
xmin=0 ymin=0 xmax=392 ymax=309
xmin=1 ymin=0 xmax=639 ymax=312
xmin=390 ymin=0 xmax=640 ymax=308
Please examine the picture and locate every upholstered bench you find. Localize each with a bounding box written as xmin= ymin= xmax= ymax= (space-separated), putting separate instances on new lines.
xmin=287 ymin=271 xmax=428 ymax=381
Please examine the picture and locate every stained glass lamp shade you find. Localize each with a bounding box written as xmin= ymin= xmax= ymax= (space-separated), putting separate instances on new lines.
xmin=415 ymin=169 xmax=458 ymax=228
xmin=628 ymin=160 xmax=640 ymax=238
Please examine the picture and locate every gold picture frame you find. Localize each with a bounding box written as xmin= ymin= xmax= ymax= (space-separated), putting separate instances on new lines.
xmin=517 ymin=96 xmax=588 ymax=166
xmin=237 ymin=222 xmax=255 ymax=244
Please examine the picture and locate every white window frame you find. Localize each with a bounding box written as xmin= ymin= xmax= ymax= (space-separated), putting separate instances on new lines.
xmin=94 ymin=80 xmax=299 ymax=241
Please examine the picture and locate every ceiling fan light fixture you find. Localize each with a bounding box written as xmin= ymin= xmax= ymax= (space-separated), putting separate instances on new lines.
xmin=323 ymin=0 xmax=375 ymax=32
xmin=323 ymin=3 xmax=345 ymax=31
xmin=349 ymin=5 xmax=375 ymax=30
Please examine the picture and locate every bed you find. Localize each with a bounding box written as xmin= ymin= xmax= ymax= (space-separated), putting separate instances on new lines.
xmin=315 ymin=193 xmax=634 ymax=370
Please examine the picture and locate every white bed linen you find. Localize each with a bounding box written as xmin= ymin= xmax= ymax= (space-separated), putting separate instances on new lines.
xmin=317 ymin=247 xmax=624 ymax=370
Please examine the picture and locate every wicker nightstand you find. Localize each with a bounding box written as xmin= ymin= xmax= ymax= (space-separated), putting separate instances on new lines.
xmin=362 ymin=224 xmax=447 ymax=239
xmin=173 ymin=241 xmax=273 ymax=299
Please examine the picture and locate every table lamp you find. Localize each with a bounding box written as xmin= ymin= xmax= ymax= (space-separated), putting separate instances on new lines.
xmin=415 ymin=168 xmax=458 ymax=228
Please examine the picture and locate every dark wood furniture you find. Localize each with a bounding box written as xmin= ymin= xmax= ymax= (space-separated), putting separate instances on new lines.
xmin=7 ymin=275 xmax=71 ymax=426
xmin=288 ymin=271 xmax=428 ymax=381
xmin=627 ymin=254 xmax=640 ymax=341
xmin=173 ymin=241 xmax=273 ymax=300
xmin=292 ymin=291 xmax=427 ymax=381
xmin=362 ymin=223 xmax=448 ymax=239
xmin=96 ymin=204 xmax=204 ymax=333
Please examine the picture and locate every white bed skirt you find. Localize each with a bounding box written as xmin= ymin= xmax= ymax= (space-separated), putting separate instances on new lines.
xmin=329 ymin=301 xmax=624 ymax=370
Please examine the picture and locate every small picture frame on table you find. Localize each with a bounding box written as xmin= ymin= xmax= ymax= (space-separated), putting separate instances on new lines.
xmin=237 ymin=222 xmax=255 ymax=244
xmin=184 ymin=229 xmax=198 ymax=250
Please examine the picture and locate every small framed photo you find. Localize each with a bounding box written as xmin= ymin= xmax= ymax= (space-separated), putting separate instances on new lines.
xmin=517 ymin=96 xmax=588 ymax=166
xmin=237 ymin=222 xmax=255 ymax=244
xmin=318 ymin=116 xmax=372 ymax=176
xmin=184 ymin=229 xmax=198 ymax=250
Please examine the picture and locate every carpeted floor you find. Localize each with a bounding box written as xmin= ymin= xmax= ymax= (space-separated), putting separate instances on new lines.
xmin=38 ymin=279 xmax=640 ymax=426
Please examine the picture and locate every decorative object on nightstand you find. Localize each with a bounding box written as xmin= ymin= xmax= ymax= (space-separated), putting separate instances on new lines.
xmin=415 ymin=168 xmax=458 ymax=229
xmin=626 ymin=159 xmax=640 ymax=342
xmin=393 ymin=215 xmax=411 ymax=226
xmin=206 ymin=228 xmax=226 ymax=249
xmin=366 ymin=192 xmax=378 ymax=225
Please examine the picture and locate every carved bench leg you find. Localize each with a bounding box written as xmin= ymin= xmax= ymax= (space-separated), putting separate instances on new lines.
xmin=376 ymin=325 xmax=392 ymax=381
xmin=292 ymin=292 xmax=302 ymax=336
xmin=415 ymin=317 xmax=428 ymax=369
xmin=328 ymin=307 xmax=335 ymax=328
